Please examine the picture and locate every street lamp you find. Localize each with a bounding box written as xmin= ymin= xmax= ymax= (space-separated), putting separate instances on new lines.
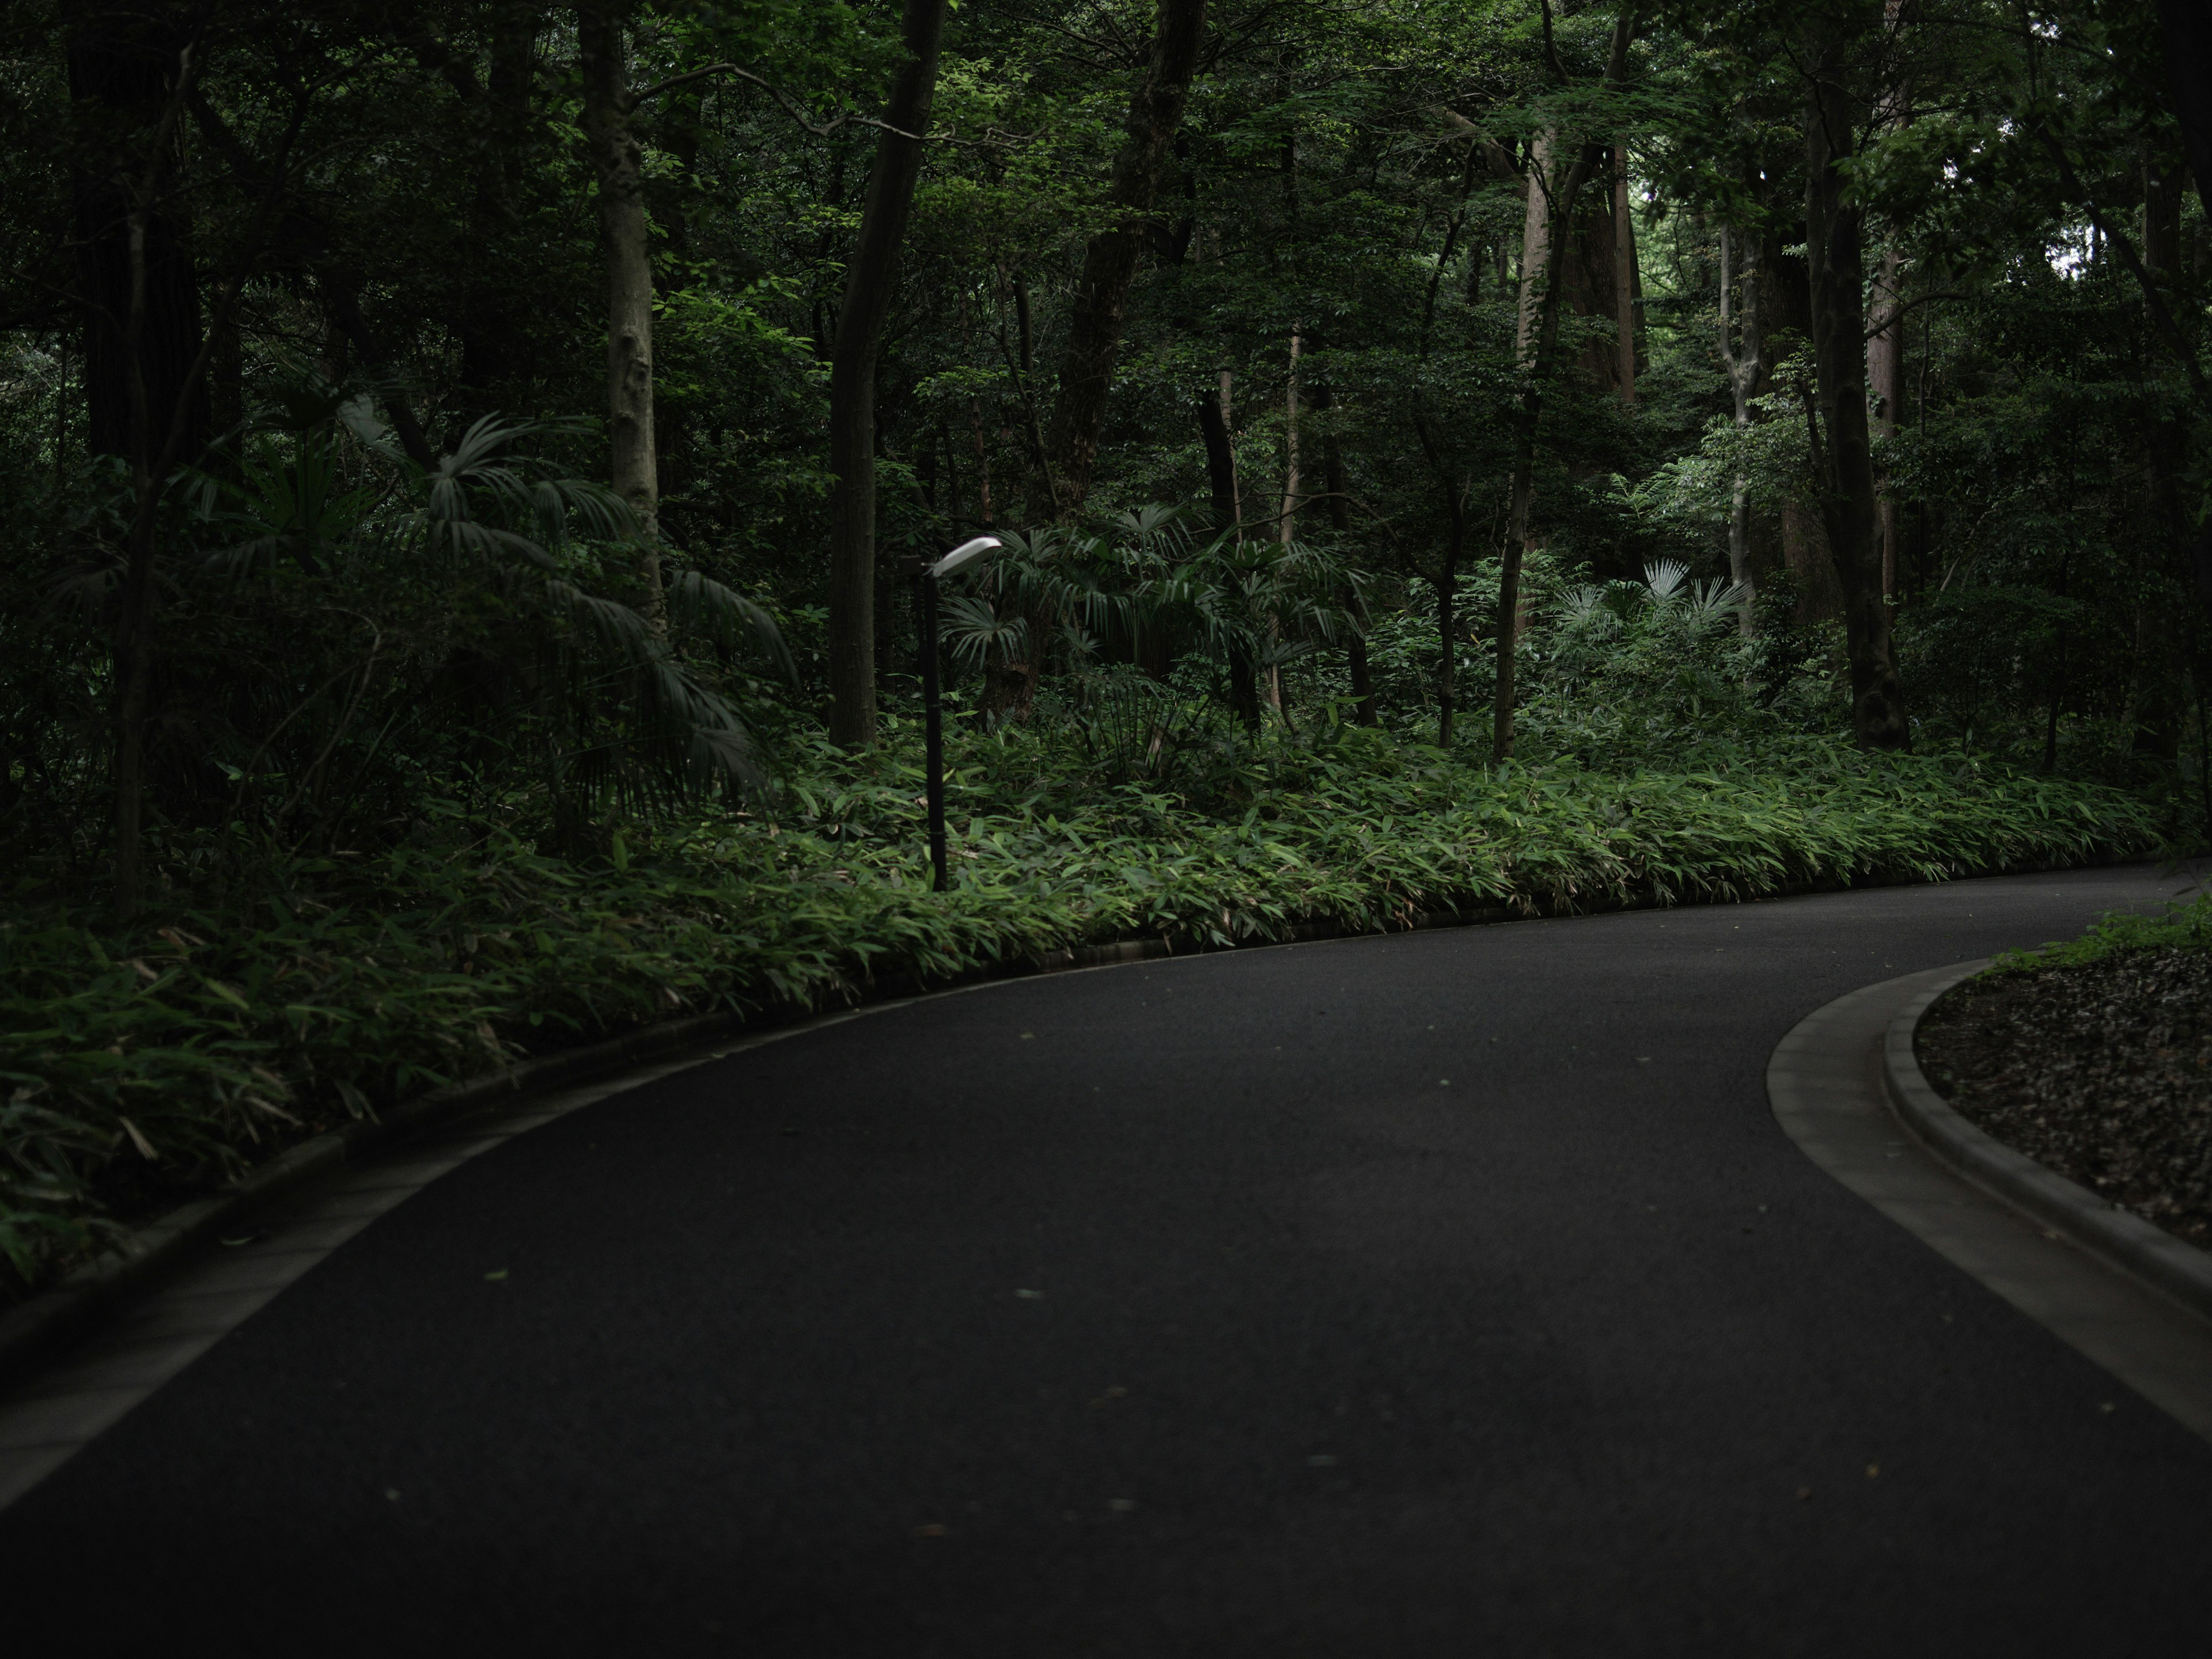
xmin=908 ymin=535 xmax=1001 ymax=891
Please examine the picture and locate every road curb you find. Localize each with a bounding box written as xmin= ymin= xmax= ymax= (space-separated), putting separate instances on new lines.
xmin=0 ymin=853 xmax=2131 ymax=1392
xmin=1883 ymin=969 xmax=2212 ymax=1327
xmin=0 ymin=910 xmax=1388 ymax=1389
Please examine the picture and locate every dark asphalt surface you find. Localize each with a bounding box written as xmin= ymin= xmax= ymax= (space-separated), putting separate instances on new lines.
xmin=6 ymin=866 xmax=2211 ymax=1656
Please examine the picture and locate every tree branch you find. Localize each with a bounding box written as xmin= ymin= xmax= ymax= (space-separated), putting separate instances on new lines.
xmin=632 ymin=62 xmax=929 ymax=142
xmin=1859 ymin=288 xmax=1972 ymax=340
xmin=2032 ymin=116 xmax=2211 ymax=410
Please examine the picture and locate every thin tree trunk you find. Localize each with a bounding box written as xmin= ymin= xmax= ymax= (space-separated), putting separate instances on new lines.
xmin=1495 ymin=10 xmax=1635 ymax=763
xmin=1514 ymin=132 xmax=1555 ymax=366
xmin=1199 ymin=369 xmax=1241 ymax=537
xmin=1279 ymin=328 xmax=1301 ymax=547
xmin=1014 ymin=268 xmax=1035 ymax=374
xmin=1266 ymin=326 xmax=1301 ymax=711
xmin=1868 ymin=6 xmax=1910 ymax=608
xmin=1613 ymin=143 xmax=1636 ymax=402
xmin=1313 ymin=381 xmax=1375 ymax=724
xmin=1868 ymin=245 xmax=1904 ymax=601
xmin=69 ymin=13 xmax=207 ymax=471
xmin=826 ymin=0 xmax=948 ymax=748
xmin=1199 ymin=372 xmax=1259 ymax=729
xmin=458 ymin=1 xmax=541 ymax=418
xmin=1717 ymin=223 xmax=1761 ymax=631
xmin=942 ymin=423 xmax=965 ymax=525
xmin=1036 ymin=0 xmax=1207 ymax=520
xmin=968 ymin=399 xmax=994 ymax=527
xmin=113 ymin=198 xmax=160 ymax=919
xmin=579 ymin=6 xmax=661 ymax=630
xmin=1438 ymin=484 xmax=1464 ymax=748
xmin=105 ymin=30 xmax=210 ymax=918
xmin=2043 ymin=548 xmax=2072 ymax=772
xmin=1804 ymin=21 xmax=1909 ymax=749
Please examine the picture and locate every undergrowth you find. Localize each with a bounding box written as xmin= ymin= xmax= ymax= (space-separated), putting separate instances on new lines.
xmin=1988 ymin=886 xmax=2212 ymax=974
xmin=0 ymin=724 xmax=2173 ymax=1297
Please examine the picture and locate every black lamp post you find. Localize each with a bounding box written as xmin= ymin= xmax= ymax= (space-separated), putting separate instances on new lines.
xmin=908 ymin=535 xmax=1000 ymax=891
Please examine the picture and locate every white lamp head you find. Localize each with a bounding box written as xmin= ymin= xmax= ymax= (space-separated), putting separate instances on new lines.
xmin=929 ymin=535 xmax=1002 ymax=579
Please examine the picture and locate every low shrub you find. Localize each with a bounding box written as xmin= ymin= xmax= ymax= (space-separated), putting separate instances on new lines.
xmin=0 ymin=724 xmax=2172 ymax=1297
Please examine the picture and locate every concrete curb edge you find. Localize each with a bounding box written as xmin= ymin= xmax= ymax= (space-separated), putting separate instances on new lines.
xmin=0 ymin=851 xmax=2127 ymax=1391
xmin=1883 ymin=967 xmax=2212 ymax=1327
xmin=0 ymin=913 xmax=1383 ymax=1389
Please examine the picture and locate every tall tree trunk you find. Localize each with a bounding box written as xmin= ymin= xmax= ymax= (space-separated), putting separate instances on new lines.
xmin=579 ymin=6 xmax=662 ymax=631
xmin=1199 ymin=369 xmax=1240 ymax=537
xmin=458 ymin=2 xmax=541 ymax=418
xmin=1613 ymin=143 xmax=1637 ymax=402
xmin=1438 ymin=485 xmax=1464 ymax=749
xmin=1266 ymin=326 xmax=1301 ymax=713
xmin=825 ymin=0 xmax=948 ymax=748
xmin=1312 ymin=380 xmax=1375 ymax=724
xmin=2144 ymin=158 xmax=2183 ymax=280
xmin=1278 ymin=328 xmax=1301 ymax=547
xmin=2158 ymin=0 xmax=2212 ymax=233
xmin=96 ymin=30 xmax=205 ymax=917
xmin=1867 ymin=245 xmax=1904 ymax=601
xmin=1804 ymin=22 xmax=1910 ymax=750
xmin=1494 ymin=9 xmax=1635 ymax=763
xmin=1198 ymin=370 xmax=1258 ymax=729
xmin=1036 ymin=0 xmax=1207 ymax=520
xmin=1013 ymin=268 xmax=1036 ymax=374
xmin=1718 ymin=223 xmax=1760 ymax=630
xmin=1513 ymin=133 xmax=1555 ymax=366
xmin=70 ymin=9 xmax=206 ymax=467
xmin=1867 ymin=7 xmax=1910 ymax=607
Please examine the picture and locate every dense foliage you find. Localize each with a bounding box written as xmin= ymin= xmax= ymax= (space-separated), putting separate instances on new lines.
xmin=1 ymin=719 xmax=2165 ymax=1285
xmin=2 ymin=0 xmax=2208 ymax=1290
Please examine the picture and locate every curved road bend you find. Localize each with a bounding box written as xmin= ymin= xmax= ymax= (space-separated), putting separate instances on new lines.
xmin=3 ymin=864 xmax=2209 ymax=1656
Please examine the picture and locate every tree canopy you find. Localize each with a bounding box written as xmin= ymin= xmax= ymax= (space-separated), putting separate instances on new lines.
xmin=6 ymin=0 xmax=2207 ymax=877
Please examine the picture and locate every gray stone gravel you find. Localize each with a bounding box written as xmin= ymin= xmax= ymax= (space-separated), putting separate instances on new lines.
xmin=1918 ymin=949 xmax=2212 ymax=1245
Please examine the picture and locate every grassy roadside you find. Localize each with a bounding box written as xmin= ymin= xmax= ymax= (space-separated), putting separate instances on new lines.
xmin=1986 ymin=887 xmax=2212 ymax=973
xmin=1 ymin=728 xmax=2176 ymax=1298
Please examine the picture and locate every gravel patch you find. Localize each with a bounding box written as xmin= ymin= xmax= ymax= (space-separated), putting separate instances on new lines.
xmin=1916 ymin=949 xmax=2212 ymax=1247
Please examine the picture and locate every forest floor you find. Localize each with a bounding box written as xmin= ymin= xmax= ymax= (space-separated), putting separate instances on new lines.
xmin=1918 ymin=948 xmax=2212 ymax=1247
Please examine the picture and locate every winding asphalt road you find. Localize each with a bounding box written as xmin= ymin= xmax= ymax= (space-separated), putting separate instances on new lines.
xmin=5 ymin=865 xmax=2211 ymax=1655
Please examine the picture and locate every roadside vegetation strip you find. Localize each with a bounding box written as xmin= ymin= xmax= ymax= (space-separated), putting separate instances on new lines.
xmin=0 ymin=736 xmax=2172 ymax=1300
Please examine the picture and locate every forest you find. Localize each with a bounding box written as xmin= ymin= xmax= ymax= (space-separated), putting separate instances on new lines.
xmin=0 ymin=0 xmax=2206 ymax=1293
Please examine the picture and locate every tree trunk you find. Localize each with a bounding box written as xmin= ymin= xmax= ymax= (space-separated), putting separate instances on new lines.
xmin=1513 ymin=132 xmax=1555 ymax=367
xmin=1313 ymin=380 xmax=1376 ymax=725
xmin=1438 ymin=486 xmax=1464 ymax=749
xmin=1718 ymin=223 xmax=1762 ymax=631
xmin=1494 ymin=10 xmax=1635 ymax=763
xmin=99 ymin=31 xmax=206 ymax=918
xmin=579 ymin=6 xmax=662 ymax=631
xmin=69 ymin=10 xmax=206 ymax=468
xmin=1804 ymin=24 xmax=1910 ymax=750
xmin=1036 ymin=0 xmax=1207 ymax=520
xmin=1867 ymin=245 xmax=1904 ymax=601
xmin=457 ymin=2 xmax=541 ymax=419
xmin=2158 ymin=0 xmax=2212 ymax=230
xmin=1014 ymin=268 xmax=1036 ymax=374
xmin=1197 ymin=372 xmax=1259 ymax=728
xmin=1613 ymin=144 xmax=1637 ymax=402
xmin=1199 ymin=369 xmax=1240 ymax=537
xmin=825 ymin=0 xmax=948 ymax=748
xmin=2145 ymin=158 xmax=2184 ymax=279
xmin=1279 ymin=328 xmax=1301 ymax=546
